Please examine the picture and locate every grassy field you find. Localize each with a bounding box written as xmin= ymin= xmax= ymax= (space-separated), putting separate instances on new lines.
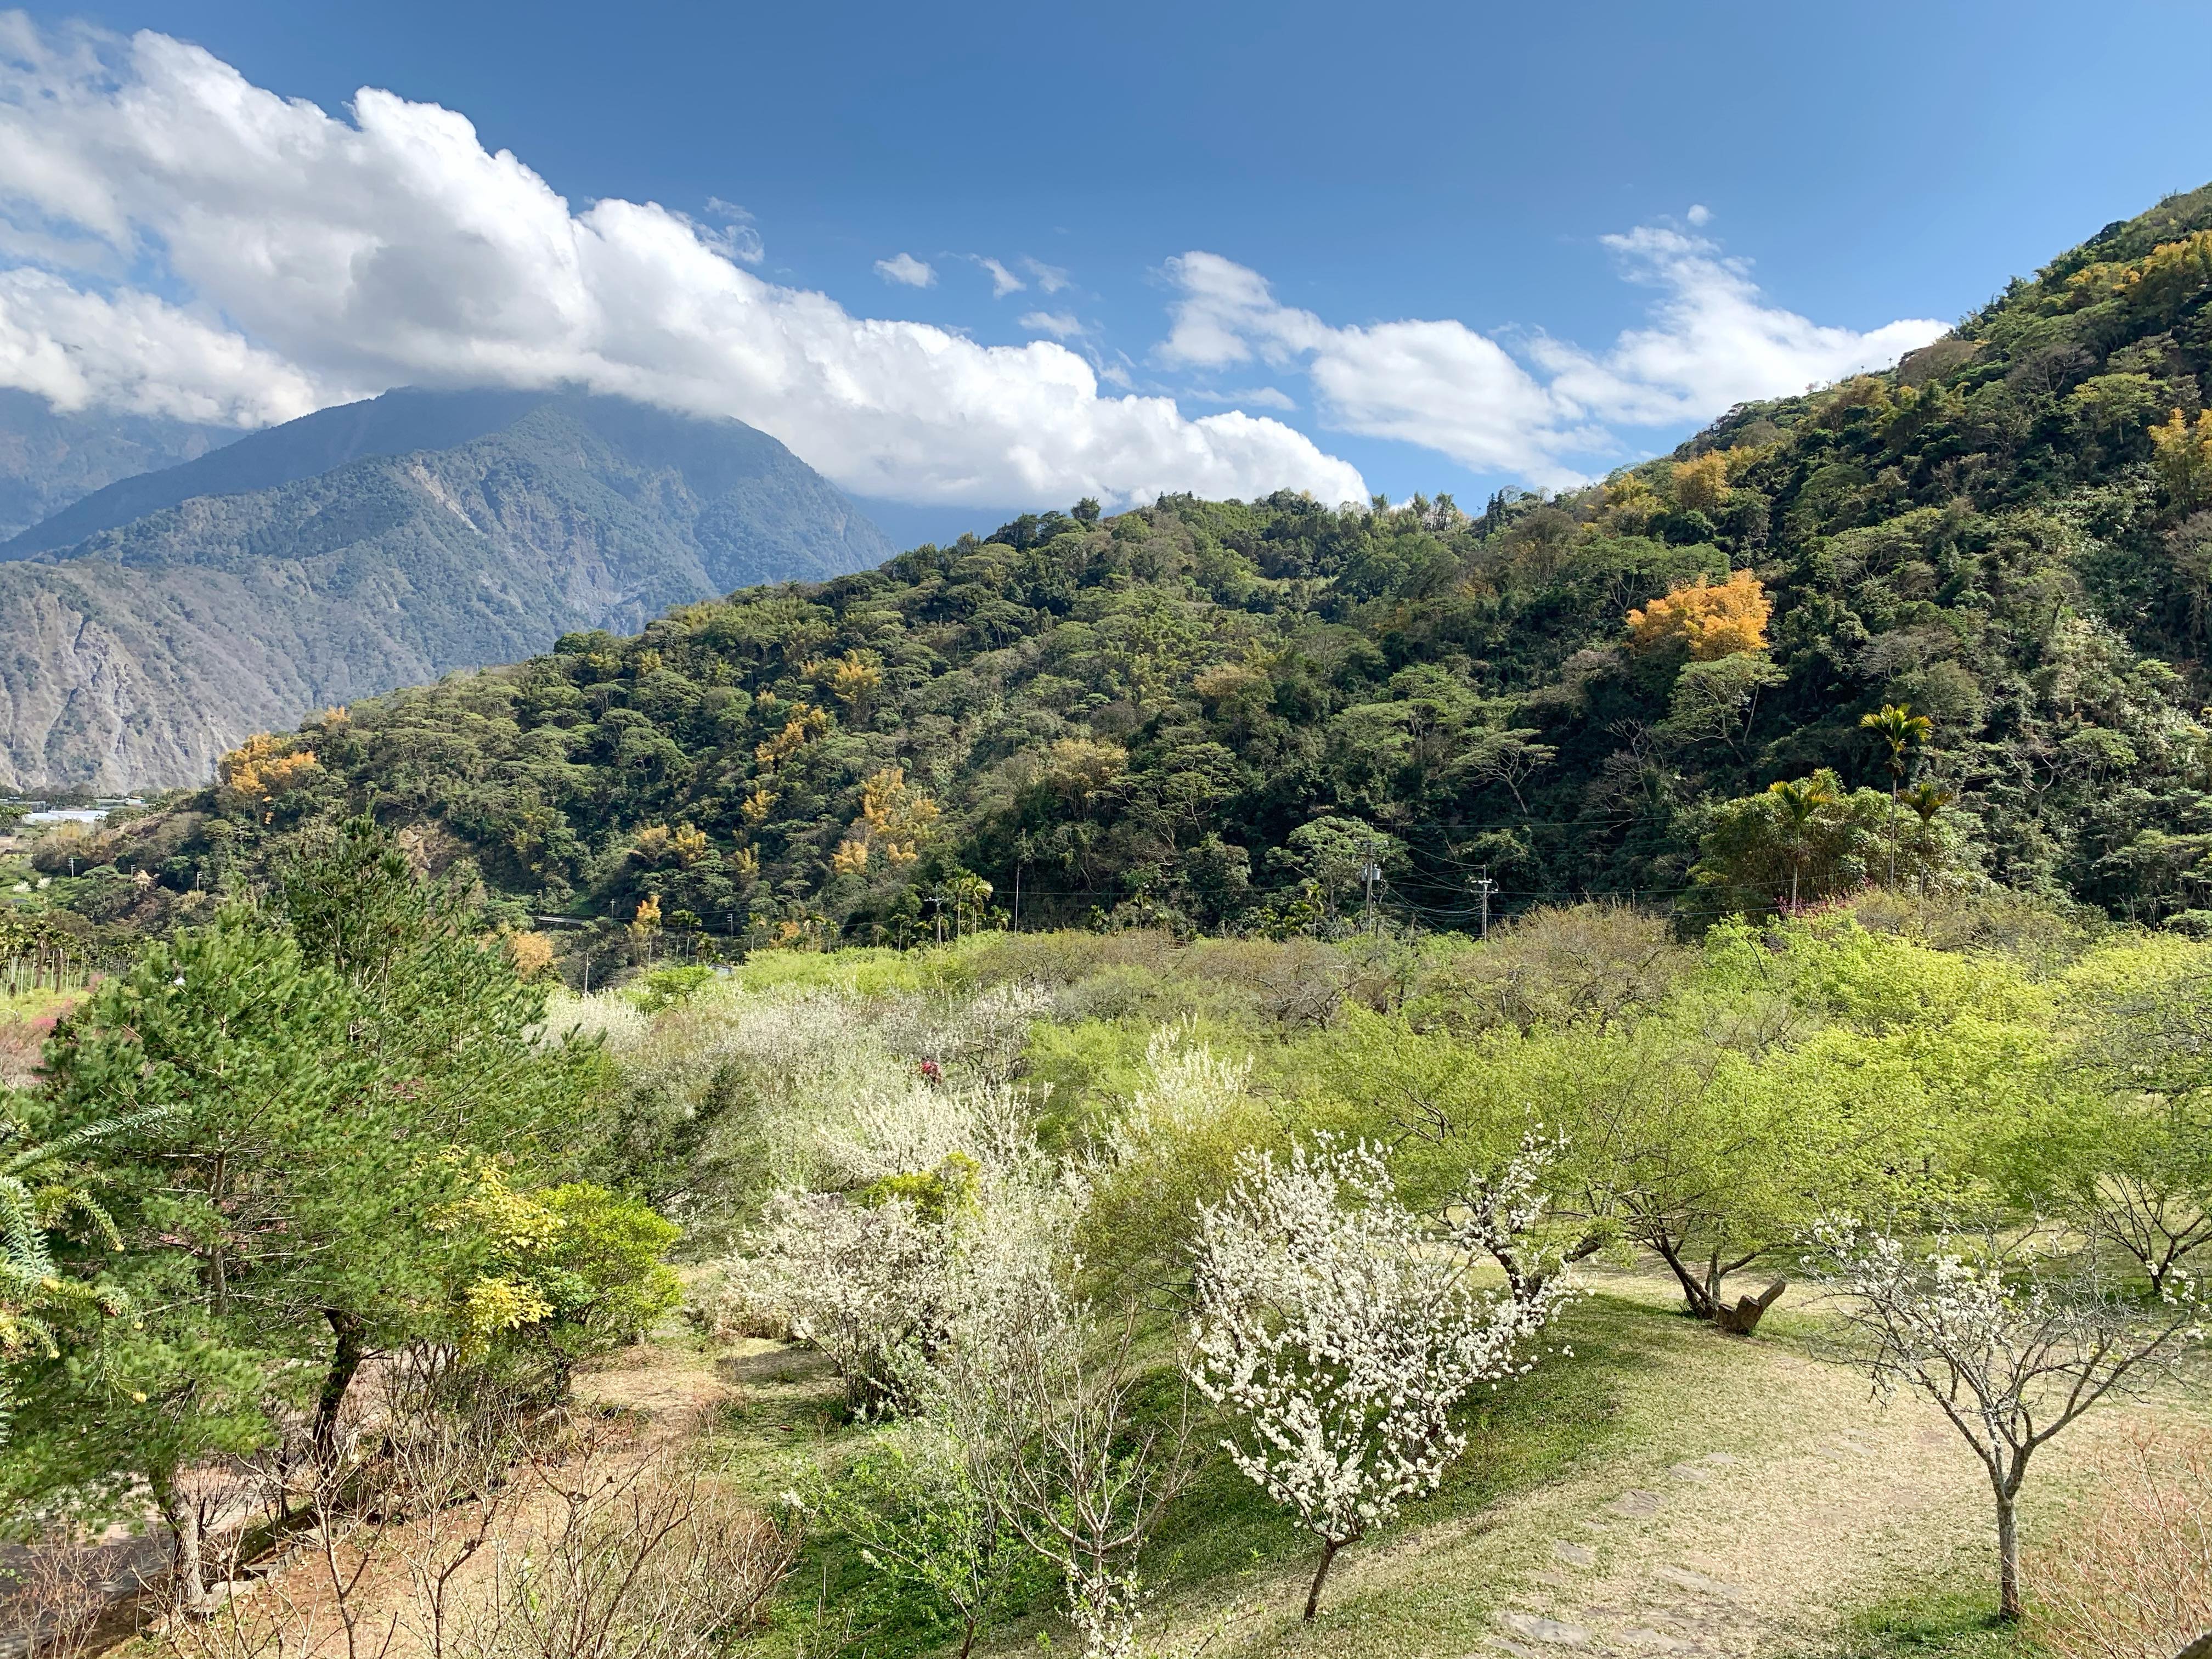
xmin=552 ymin=1264 xmax=2202 ymax=1659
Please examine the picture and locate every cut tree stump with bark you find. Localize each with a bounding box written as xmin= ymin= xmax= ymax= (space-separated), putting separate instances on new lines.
xmin=1712 ymin=1279 xmax=1786 ymax=1335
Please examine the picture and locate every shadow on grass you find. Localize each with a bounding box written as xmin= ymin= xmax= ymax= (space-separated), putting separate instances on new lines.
xmin=1820 ymin=1590 xmax=2039 ymax=1659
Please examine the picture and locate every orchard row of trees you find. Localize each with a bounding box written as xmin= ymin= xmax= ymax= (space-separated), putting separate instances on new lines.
xmin=608 ymin=898 xmax=2210 ymax=1638
xmin=8 ymin=877 xmax=2205 ymax=1641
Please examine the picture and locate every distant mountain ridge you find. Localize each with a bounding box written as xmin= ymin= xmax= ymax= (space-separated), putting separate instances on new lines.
xmin=0 ymin=389 xmax=239 ymax=544
xmin=0 ymin=389 xmax=893 ymax=791
xmin=113 ymin=180 xmax=2212 ymax=941
xmin=2 ymin=386 xmax=551 ymax=557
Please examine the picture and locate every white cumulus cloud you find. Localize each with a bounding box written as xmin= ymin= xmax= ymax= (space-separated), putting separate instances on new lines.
xmin=0 ymin=266 xmax=326 ymax=424
xmin=696 ymin=199 xmax=764 ymax=264
xmin=1159 ymin=251 xmax=1592 ymax=486
xmin=1160 ymin=229 xmax=1946 ymax=486
xmin=1527 ymin=226 xmax=1948 ymax=429
xmin=874 ymin=251 xmax=934 ymax=288
xmin=0 ymin=15 xmax=1365 ymax=507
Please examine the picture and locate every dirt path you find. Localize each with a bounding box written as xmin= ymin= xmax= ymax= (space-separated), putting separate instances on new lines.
xmin=1486 ymin=1371 xmax=1991 ymax=1656
xmin=1186 ymin=1268 xmax=2197 ymax=1659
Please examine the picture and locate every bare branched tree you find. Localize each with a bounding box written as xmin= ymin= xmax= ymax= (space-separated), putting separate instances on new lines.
xmin=1805 ymin=1219 xmax=2205 ymax=1621
xmin=2033 ymin=1425 xmax=2212 ymax=1659
xmin=469 ymin=1452 xmax=797 ymax=1659
xmin=931 ymin=1280 xmax=1190 ymax=1659
xmin=0 ymin=1527 xmax=115 ymax=1659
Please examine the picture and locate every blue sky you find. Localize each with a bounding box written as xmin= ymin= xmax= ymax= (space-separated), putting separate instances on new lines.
xmin=5 ymin=0 xmax=2212 ymax=544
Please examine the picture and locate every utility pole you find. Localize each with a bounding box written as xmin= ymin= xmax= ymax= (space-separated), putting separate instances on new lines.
xmin=1474 ymin=866 xmax=1496 ymax=940
xmin=924 ymin=895 xmax=948 ymax=945
xmin=1359 ymin=839 xmax=1381 ymax=939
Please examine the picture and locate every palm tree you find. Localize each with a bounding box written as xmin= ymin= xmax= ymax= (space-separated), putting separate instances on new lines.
xmin=1860 ymin=703 xmax=1933 ymax=884
xmin=1767 ymin=774 xmax=1838 ymax=911
xmin=1901 ymin=781 xmax=1953 ymax=825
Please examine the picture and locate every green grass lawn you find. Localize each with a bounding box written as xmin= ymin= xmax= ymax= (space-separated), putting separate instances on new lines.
xmin=714 ymin=1288 xmax=1739 ymax=1659
xmin=691 ymin=1269 xmax=2192 ymax=1659
xmin=1817 ymin=1591 xmax=2045 ymax=1659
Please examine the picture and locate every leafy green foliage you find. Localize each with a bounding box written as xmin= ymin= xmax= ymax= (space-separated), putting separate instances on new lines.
xmin=1 ymin=820 xmax=673 ymax=1531
xmin=800 ymin=1431 xmax=1049 ymax=1659
xmin=64 ymin=184 xmax=2212 ymax=941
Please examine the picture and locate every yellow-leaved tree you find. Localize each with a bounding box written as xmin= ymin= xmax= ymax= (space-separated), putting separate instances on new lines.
xmin=754 ymin=702 xmax=829 ymax=774
xmin=2152 ymin=407 xmax=2212 ymax=505
xmin=820 ymin=650 xmax=885 ymax=716
xmin=1670 ymin=451 xmax=1732 ymax=515
xmin=1626 ymin=570 xmax=1770 ymax=660
xmin=216 ymin=733 xmax=320 ymax=810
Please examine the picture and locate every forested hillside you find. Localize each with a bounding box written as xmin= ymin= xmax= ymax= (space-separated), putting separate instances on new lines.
xmin=0 ymin=392 xmax=890 ymax=792
xmin=28 ymin=183 xmax=2212 ymax=947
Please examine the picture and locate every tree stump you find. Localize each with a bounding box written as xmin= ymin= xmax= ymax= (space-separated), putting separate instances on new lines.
xmin=1712 ymin=1279 xmax=1786 ymax=1335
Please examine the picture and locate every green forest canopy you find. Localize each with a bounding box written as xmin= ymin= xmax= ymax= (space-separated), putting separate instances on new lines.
xmin=24 ymin=181 xmax=2212 ymax=951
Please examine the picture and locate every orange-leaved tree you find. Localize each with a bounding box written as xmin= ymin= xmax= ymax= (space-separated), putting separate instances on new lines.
xmin=1625 ymin=571 xmax=1770 ymax=661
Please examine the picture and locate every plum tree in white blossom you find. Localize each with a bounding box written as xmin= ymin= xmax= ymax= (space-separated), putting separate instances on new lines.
xmin=1188 ymin=1137 xmax=1576 ymax=1621
xmin=1805 ymin=1220 xmax=2204 ymax=1622
xmin=746 ymin=1186 xmax=949 ymax=1410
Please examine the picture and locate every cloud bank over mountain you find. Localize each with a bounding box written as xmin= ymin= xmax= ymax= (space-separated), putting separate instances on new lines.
xmin=0 ymin=14 xmax=1947 ymax=504
xmin=0 ymin=15 xmax=1367 ymax=509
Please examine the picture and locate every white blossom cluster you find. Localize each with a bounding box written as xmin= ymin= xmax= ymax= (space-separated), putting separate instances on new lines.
xmin=1108 ymin=1024 xmax=1255 ymax=1157
xmin=874 ymin=981 xmax=1056 ymax=1086
xmin=733 ymin=1005 xmax=1073 ymax=1407
xmin=1188 ymin=1138 xmax=1574 ymax=1551
xmin=818 ymin=1080 xmax=1040 ymax=1190
xmin=746 ymin=1184 xmax=949 ymax=1403
xmin=1444 ymin=1128 xmax=1580 ymax=1294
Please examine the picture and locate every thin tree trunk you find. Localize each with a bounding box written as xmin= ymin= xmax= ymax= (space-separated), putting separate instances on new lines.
xmin=314 ymin=1308 xmax=368 ymax=1464
xmin=1304 ymin=1537 xmax=1345 ymax=1621
xmin=150 ymin=1466 xmax=210 ymax=1616
xmin=1648 ymin=1237 xmax=1717 ymax=1319
xmin=1994 ymin=1482 xmax=2020 ymax=1621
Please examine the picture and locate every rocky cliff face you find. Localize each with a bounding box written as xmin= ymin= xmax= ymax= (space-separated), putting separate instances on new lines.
xmin=0 ymin=392 xmax=892 ymax=790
